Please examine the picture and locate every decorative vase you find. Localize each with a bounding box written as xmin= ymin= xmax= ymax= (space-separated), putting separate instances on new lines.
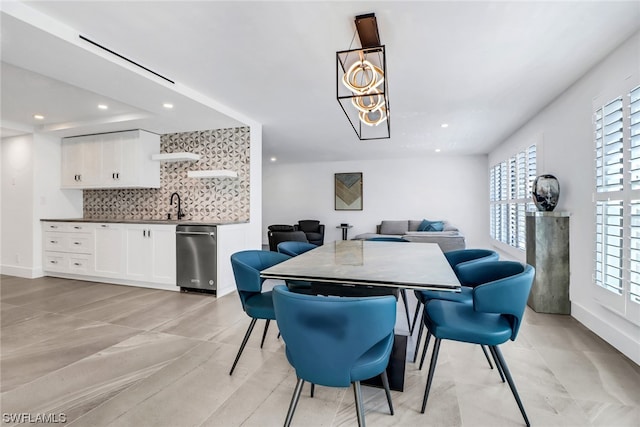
xmin=532 ymin=174 xmax=560 ymax=211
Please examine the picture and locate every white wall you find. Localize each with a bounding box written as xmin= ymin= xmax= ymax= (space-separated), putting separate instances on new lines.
xmin=489 ymin=31 xmax=640 ymax=364
xmin=1 ymin=133 xmax=82 ymax=277
xmin=263 ymin=155 xmax=490 ymax=248
xmin=2 ymin=135 xmax=36 ymax=276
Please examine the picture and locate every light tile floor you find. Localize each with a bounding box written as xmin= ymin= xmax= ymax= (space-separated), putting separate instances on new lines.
xmin=1 ymin=275 xmax=638 ymax=426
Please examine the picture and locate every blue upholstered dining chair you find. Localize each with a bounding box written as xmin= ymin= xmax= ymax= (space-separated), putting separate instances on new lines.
xmin=229 ymin=250 xmax=291 ymax=375
xmin=276 ymin=241 xmax=318 ymax=294
xmin=365 ymin=237 xmax=412 ymax=331
xmin=277 ymin=241 xmax=318 ymax=256
xmin=272 ymin=285 xmax=396 ymax=427
xmin=411 ymin=248 xmax=499 ymax=364
xmin=420 ymin=261 xmax=535 ymax=427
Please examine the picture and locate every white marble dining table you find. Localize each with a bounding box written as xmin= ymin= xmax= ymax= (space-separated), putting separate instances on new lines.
xmin=261 ymin=240 xmax=461 ymax=392
xmin=261 ymin=240 xmax=461 ymax=292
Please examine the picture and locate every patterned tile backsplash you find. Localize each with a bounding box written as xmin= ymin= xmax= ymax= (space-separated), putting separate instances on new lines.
xmin=84 ymin=127 xmax=250 ymax=222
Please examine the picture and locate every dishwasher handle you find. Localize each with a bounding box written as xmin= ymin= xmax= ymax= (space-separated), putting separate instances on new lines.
xmin=176 ymin=231 xmax=215 ymax=236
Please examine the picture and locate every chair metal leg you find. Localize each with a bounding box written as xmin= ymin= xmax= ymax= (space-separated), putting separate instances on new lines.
xmin=410 ymin=300 xmax=422 ymax=335
xmin=380 ymin=370 xmax=394 ymax=415
xmin=421 ymin=337 xmax=442 ymax=413
xmin=284 ymin=377 xmax=305 ymax=427
xmin=400 ymin=289 xmax=411 ymax=332
xmin=229 ymin=318 xmax=257 ymax=375
xmin=260 ymin=319 xmax=271 ymax=348
xmin=491 ymin=346 xmax=530 ymax=427
xmin=419 ymin=331 xmax=432 ymax=370
xmin=310 ymin=383 xmax=315 ymax=397
xmin=353 ymin=381 xmax=366 ymax=427
xmin=412 ymin=318 xmax=425 ymax=363
xmin=488 ymin=345 xmax=506 ymax=383
xmin=481 ymin=345 xmax=495 ymax=370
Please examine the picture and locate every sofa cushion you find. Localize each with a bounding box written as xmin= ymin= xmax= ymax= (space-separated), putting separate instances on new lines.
xmin=418 ymin=219 xmax=445 ymax=232
xmin=379 ymin=220 xmax=409 ymax=235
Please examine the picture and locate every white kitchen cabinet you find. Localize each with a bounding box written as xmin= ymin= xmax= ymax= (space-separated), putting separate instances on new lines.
xmin=124 ymin=224 xmax=176 ymax=285
xmin=60 ymin=135 xmax=101 ymax=188
xmin=42 ymin=222 xmax=95 ymax=274
xmin=42 ymin=221 xmax=176 ymax=290
xmin=61 ymin=130 xmax=160 ymax=189
xmin=94 ymin=223 xmax=125 ymax=277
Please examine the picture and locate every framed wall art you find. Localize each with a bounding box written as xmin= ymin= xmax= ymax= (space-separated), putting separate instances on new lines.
xmin=335 ymin=172 xmax=363 ymax=210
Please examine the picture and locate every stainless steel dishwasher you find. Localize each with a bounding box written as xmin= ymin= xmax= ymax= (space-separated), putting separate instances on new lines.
xmin=176 ymin=224 xmax=217 ymax=294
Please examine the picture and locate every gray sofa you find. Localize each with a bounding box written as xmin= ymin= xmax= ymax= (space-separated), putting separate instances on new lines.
xmin=353 ymin=219 xmax=466 ymax=252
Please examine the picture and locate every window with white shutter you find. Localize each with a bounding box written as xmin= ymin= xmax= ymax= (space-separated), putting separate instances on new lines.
xmin=489 ymin=145 xmax=537 ymax=251
xmin=593 ymin=84 xmax=640 ymax=321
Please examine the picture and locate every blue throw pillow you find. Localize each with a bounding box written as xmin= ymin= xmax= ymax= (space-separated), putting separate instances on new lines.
xmin=418 ymin=219 xmax=444 ymax=232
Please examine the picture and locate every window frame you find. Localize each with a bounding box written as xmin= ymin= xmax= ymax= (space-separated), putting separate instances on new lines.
xmin=489 ymin=143 xmax=538 ymax=255
xmin=593 ymin=83 xmax=640 ymax=325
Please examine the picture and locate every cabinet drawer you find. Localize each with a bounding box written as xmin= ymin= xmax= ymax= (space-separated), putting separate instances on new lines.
xmin=44 ymin=232 xmax=67 ymax=251
xmin=67 ymin=223 xmax=92 ymax=233
xmin=67 ymin=233 xmax=94 ymax=254
xmin=43 ymin=222 xmax=70 ymax=232
xmin=44 ymin=252 xmax=67 ymax=272
xmin=68 ymin=254 xmax=93 ymax=274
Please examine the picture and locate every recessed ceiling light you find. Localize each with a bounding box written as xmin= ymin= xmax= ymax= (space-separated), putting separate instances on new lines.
xmin=33 ymin=114 xmax=45 ymax=120
xmin=435 ymin=148 xmax=441 ymax=153
xmin=270 ymin=157 xmax=277 ymax=162
xmin=98 ymin=104 xmax=108 ymax=110
xmin=163 ymin=103 xmax=174 ymax=109
xmin=441 ymin=123 xmax=449 ymax=128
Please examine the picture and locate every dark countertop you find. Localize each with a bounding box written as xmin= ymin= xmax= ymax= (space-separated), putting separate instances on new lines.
xmin=40 ymin=218 xmax=248 ymax=226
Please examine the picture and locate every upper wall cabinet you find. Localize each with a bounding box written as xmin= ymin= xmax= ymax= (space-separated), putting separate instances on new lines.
xmin=61 ymin=130 xmax=160 ymax=189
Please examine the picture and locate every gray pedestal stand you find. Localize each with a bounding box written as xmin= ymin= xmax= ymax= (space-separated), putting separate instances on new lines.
xmin=525 ymin=211 xmax=570 ymax=314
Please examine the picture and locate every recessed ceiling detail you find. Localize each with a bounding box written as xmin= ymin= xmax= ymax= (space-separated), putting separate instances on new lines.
xmin=79 ymin=34 xmax=175 ymax=85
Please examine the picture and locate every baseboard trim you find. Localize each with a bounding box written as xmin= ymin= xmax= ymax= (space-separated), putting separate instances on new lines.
xmin=571 ymin=302 xmax=640 ymax=365
xmin=1 ymin=265 xmax=44 ymax=279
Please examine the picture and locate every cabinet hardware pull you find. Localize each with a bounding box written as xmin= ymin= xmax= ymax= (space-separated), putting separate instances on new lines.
xmin=112 ymin=173 xmax=115 ymax=179
xmin=50 ymin=240 xmax=58 ymax=244
xmin=143 ymin=230 xmax=146 ymax=237
xmin=101 ymin=224 xmax=108 ymax=228
xmin=74 ymin=226 xmax=81 ymax=229
xmin=74 ymin=242 xmax=81 ymax=245
xmin=50 ymin=260 xmax=58 ymax=264
xmin=50 ymin=225 xmax=58 ymax=229
xmin=116 ymin=172 xmax=120 ymax=179
xmin=74 ymin=263 xmax=81 ymax=266
xmin=148 ymin=229 xmax=151 ymax=237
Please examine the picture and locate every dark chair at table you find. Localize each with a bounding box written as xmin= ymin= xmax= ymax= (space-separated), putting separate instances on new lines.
xmin=294 ymin=220 xmax=325 ymax=246
xmin=419 ymin=261 xmax=534 ymax=427
xmin=229 ymin=250 xmax=291 ymax=375
xmin=273 ymin=285 xmax=396 ymax=427
xmin=268 ymin=230 xmax=308 ymax=252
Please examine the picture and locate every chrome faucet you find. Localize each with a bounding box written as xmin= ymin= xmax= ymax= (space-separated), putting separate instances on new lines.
xmin=170 ymin=192 xmax=185 ymax=220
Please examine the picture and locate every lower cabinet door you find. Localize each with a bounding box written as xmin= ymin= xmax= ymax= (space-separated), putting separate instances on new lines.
xmin=94 ymin=224 xmax=125 ymax=277
xmin=149 ymin=226 xmax=176 ymax=284
xmin=124 ymin=226 xmax=151 ymax=281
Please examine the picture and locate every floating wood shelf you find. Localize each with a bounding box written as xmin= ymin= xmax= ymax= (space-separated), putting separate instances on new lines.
xmin=187 ymin=170 xmax=238 ymax=179
xmin=151 ymin=152 xmax=200 ymax=162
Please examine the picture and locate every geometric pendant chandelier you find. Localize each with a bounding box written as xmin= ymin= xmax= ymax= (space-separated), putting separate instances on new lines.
xmin=336 ymin=13 xmax=391 ymax=140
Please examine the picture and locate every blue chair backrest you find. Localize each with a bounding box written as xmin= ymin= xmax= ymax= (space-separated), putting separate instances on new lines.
xmin=277 ymin=241 xmax=317 ymax=256
xmin=272 ymin=285 xmax=396 ymax=387
xmin=230 ymin=250 xmax=291 ymax=310
xmin=467 ymin=261 xmax=535 ymax=341
xmin=367 ymin=237 xmax=409 ymax=242
xmin=444 ymin=249 xmax=499 ymax=269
